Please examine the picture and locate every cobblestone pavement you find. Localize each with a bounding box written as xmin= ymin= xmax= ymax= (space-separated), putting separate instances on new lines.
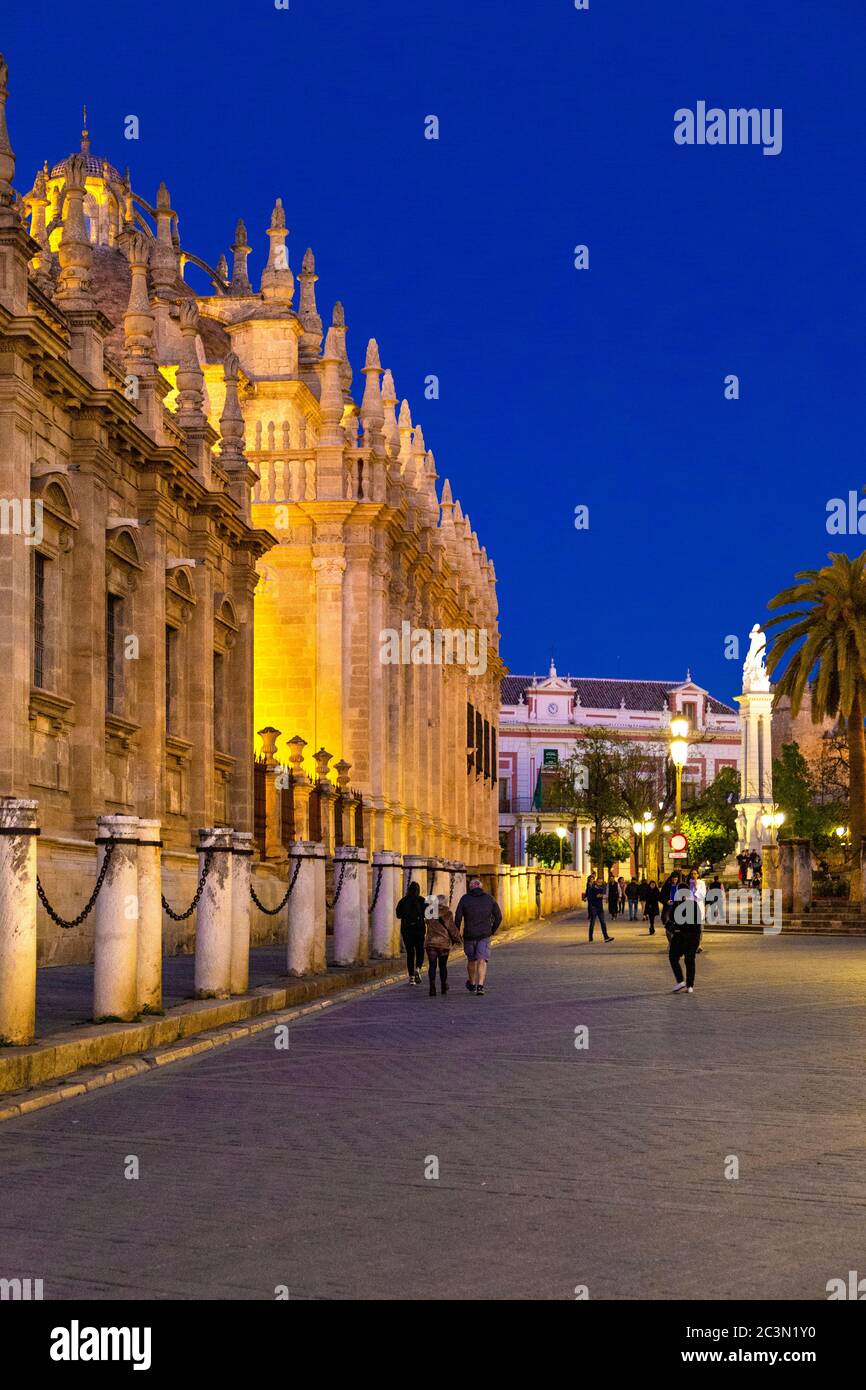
xmin=2 ymin=916 xmax=865 ymax=1300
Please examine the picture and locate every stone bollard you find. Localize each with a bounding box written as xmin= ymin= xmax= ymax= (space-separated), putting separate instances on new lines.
xmin=432 ymin=859 xmax=451 ymax=901
xmin=0 ymin=798 xmax=39 ymax=1045
xmin=403 ymin=854 xmax=430 ymax=900
xmin=763 ymin=843 xmax=781 ymax=897
xmin=861 ymin=837 xmax=866 ymax=907
xmin=370 ymin=850 xmax=402 ymax=958
xmin=333 ymin=845 xmax=369 ymax=966
xmin=286 ymin=842 xmax=327 ymax=977
xmin=136 ymin=818 xmax=162 ymax=1012
xmin=791 ymin=837 xmax=812 ymax=915
xmin=230 ymin=831 xmax=255 ymax=995
xmin=193 ymin=827 xmax=234 ymax=999
xmin=93 ymin=815 xmax=140 ymax=1022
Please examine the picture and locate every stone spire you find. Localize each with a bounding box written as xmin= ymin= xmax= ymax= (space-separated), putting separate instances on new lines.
xmin=219 ymin=351 xmax=246 ymax=470
xmin=411 ymin=422 xmax=427 ymax=490
xmin=150 ymin=181 xmax=178 ymax=295
xmin=27 ymin=167 xmax=51 ymax=278
xmin=360 ymin=337 xmax=384 ymax=434
xmin=299 ymin=248 xmax=323 ymax=336
xmin=216 ymin=253 xmax=228 ymax=283
xmin=122 ymin=232 xmax=155 ymax=367
xmin=381 ymin=369 xmax=399 ymax=456
xmin=230 ymin=217 xmax=253 ymax=295
xmin=56 ymin=154 xmax=93 ymax=304
xmin=0 ymin=53 xmax=15 ymax=222
xmin=175 ymin=299 xmax=206 ymax=427
xmin=331 ymin=302 xmax=353 ymax=397
xmin=398 ymin=399 xmax=414 ymax=472
xmin=260 ymin=197 xmax=294 ymax=302
xmin=318 ymin=326 xmax=345 ymax=431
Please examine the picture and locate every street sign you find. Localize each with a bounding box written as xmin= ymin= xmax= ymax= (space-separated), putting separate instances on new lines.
xmin=669 ymin=831 xmax=688 ymax=858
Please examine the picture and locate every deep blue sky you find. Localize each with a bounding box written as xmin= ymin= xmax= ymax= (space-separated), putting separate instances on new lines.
xmin=4 ymin=1 xmax=865 ymax=703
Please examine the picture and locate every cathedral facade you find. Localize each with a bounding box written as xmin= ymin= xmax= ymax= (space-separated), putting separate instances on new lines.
xmin=0 ymin=54 xmax=501 ymax=956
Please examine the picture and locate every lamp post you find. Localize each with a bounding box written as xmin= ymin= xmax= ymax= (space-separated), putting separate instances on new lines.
xmin=632 ymin=811 xmax=655 ymax=878
xmin=670 ymin=716 xmax=689 ymax=830
xmin=761 ymin=808 xmax=785 ymax=846
xmin=556 ymin=824 xmax=567 ymax=870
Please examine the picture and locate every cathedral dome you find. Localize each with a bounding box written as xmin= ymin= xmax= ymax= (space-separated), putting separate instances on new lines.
xmin=48 ymin=114 xmax=121 ymax=183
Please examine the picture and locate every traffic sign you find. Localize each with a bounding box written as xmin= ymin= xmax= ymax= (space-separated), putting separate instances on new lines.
xmin=669 ymin=831 xmax=689 ymax=857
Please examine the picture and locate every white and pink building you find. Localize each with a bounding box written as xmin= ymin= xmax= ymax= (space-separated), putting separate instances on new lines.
xmin=498 ymin=661 xmax=741 ymax=867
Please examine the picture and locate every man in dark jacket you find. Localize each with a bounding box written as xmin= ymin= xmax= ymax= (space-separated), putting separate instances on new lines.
xmin=585 ymin=874 xmax=614 ymax=943
xmin=455 ymin=878 xmax=502 ymax=996
xmin=395 ymin=881 xmax=428 ymax=985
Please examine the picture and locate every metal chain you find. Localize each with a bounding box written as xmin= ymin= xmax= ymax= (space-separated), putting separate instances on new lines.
xmin=161 ymin=850 xmax=213 ymax=922
xmin=368 ymin=865 xmax=384 ymax=915
xmin=326 ymin=861 xmax=349 ymax=911
xmin=249 ymin=857 xmax=302 ymax=916
xmin=36 ymin=840 xmax=117 ymax=929
xmin=448 ymin=869 xmax=457 ymax=905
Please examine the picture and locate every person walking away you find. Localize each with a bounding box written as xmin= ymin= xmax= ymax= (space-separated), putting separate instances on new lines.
xmin=425 ymin=895 xmax=462 ymax=996
xmin=638 ymin=877 xmax=649 ymax=920
xmin=455 ymin=877 xmax=502 ymax=996
xmin=645 ymin=879 xmax=661 ymax=934
xmin=626 ymin=877 xmax=640 ymax=921
xmin=688 ymin=867 xmax=706 ymax=952
xmin=395 ymin=880 xmax=427 ymax=985
xmin=668 ymin=886 xmax=701 ymax=993
xmin=586 ymin=874 xmax=614 ymax=943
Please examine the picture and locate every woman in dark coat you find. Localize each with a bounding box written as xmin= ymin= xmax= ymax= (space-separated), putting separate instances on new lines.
xmin=645 ymin=879 xmax=661 ymax=935
xmin=607 ymin=873 xmax=619 ymax=918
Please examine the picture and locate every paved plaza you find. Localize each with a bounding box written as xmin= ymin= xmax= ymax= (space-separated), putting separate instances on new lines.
xmin=2 ymin=916 xmax=865 ymax=1300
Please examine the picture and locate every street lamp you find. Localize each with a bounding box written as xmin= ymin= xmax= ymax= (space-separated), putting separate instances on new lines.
xmin=632 ymin=812 xmax=655 ymax=877
xmin=761 ymin=808 xmax=785 ymax=845
xmin=556 ymin=824 xmax=567 ymax=870
xmin=670 ymin=715 xmax=689 ymax=829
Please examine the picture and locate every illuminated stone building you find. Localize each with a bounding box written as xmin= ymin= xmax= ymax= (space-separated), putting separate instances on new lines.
xmin=0 ymin=53 xmax=502 ymax=939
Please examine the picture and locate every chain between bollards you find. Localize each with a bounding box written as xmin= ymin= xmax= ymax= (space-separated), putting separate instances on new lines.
xmin=36 ymin=840 xmax=116 ymax=929
xmin=368 ymin=864 xmax=384 ymax=914
xmin=326 ymin=861 xmax=349 ymax=911
xmin=249 ymin=856 xmax=302 ymax=915
xmin=162 ymin=850 xmax=213 ymax=922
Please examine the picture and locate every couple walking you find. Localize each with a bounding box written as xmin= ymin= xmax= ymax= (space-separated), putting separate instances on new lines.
xmin=395 ymin=877 xmax=502 ymax=996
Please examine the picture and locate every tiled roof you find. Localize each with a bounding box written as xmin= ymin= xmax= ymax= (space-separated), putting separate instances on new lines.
xmin=500 ymin=675 xmax=737 ymax=716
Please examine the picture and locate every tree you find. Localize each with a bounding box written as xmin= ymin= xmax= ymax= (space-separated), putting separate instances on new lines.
xmin=526 ymin=831 xmax=573 ymax=869
xmin=773 ymin=741 xmax=847 ymax=850
xmin=766 ymin=553 xmax=866 ymax=898
xmin=554 ymin=730 xmax=631 ymax=874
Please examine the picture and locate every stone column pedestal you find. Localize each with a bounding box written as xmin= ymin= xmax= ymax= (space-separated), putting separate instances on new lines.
xmin=230 ymin=831 xmax=255 ymax=994
xmin=763 ymin=843 xmax=781 ymax=896
xmin=333 ymin=846 xmax=369 ymax=966
xmin=286 ymin=843 xmax=327 ymax=977
xmin=370 ymin=850 xmax=402 ymax=958
xmin=194 ymin=827 xmax=234 ymax=999
xmin=402 ymin=854 xmax=430 ymax=899
xmin=0 ymin=798 xmax=39 ymax=1045
xmin=136 ymin=818 xmax=162 ymax=1011
xmin=791 ymin=837 xmax=812 ymax=914
xmin=94 ymin=815 xmax=140 ymax=1021
xmin=779 ymin=840 xmax=794 ymax=914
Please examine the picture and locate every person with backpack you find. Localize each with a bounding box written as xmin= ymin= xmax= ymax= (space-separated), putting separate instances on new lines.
xmin=455 ymin=877 xmax=502 ymax=996
xmin=645 ymin=879 xmax=661 ymax=935
xmin=395 ymin=880 xmax=428 ymax=985
xmin=669 ymin=885 xmax=701 ymax=993
xmin=425 ymin=895 xmax=462 ymax=996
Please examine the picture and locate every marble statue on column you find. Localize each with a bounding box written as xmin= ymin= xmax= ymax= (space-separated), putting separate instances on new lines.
xmin=735 ymin=623 xmax=774 ymax=851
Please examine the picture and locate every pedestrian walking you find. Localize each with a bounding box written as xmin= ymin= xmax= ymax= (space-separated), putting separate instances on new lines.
xmin=626 ymin=877 xmax=640 ymax=920
xmin=455 ymin=877 xmax=502 ymax=996
xmin=638 ymin=877 xmax=649 ymax=919
xmin=425 ymin=894 xmax=462 ymax=996
xmin=687 ymin=867 xmax=707 ymax=952
xmin=607 ymin=872 xmax=619 ymax=920
xmin=645 ymin=879 xmax=661 ymax=934
xmin=668 ymin=886 xmax=701 ymax=993
xmin=706 ymin=874 xmax=725 ymax=927
xmin=395 ymin=880 xmax=427 ymax=985
xmin=660 ymin=870 xmax=681 ymax=939
xmin=617 ymin=876 xmax=628 ymax=918
xmin=586 ymin=874 xmax=614 ymax=943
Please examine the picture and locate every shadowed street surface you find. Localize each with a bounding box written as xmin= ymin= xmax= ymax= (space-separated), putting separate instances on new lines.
xmin=2 ymin=915 xmax=864 ymax=1300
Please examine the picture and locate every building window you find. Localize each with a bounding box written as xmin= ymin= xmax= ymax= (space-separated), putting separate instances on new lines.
xmin=467 ymin=701 xmax=475 ymax=774
xmin=682 ymin=700 xmax=697 ymax=727
xmin=499 ymin=777 xmax=511 ymax=813
xmin=33 ymin=552 xmax=46 ymax=689
xmin=165 ymin=626 xmax=177 ymax=734
xmin=483 ymin=719 xmax=491 ymax=780
xmin=213 ymin=651 xmax=226 ymax=751
xmin=106 ymin=594 xmax=122 ymax=714
xmin=475 ymin=709 xmax=483 ymax=777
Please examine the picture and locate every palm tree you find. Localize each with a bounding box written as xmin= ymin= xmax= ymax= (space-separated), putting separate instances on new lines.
xmin=765 ymin=552 xmax=866 ymax=896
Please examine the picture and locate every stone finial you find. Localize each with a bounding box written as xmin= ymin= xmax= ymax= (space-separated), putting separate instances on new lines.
xmin=397 ymin=399 xmax=414 ymax=471
xmin=313 ymin=747 xmax=333 ymax=783
xmin=440 ymin=477 xmax=453 ymax=507
xmin=334 ymin=758 xmax=352 ymax=790
xmin=287 ymin=734 xmax=307 ymax=772
xmin=330 ymin=302 xmax=352 ymax=396
xmin=261 ymin=196 xmax=294 ymax=302
xmin=27 ymin=168 xmax=50 ymax=268
xmin=318 ymin=326 xmax=344 ymax=427
xmin=175 ymin=298 xmax=205 ymax=425
xmin=381 ymin=368 xmax=399 ymax=455
xmin=216 ymin=253 xmax=228 ymax=282
xmin=0 ymin=53 xmax=16 ymax=217
xmin=230 ymin=216 xmax=253 ymax=295
xmin=299 ymin=247 xmax=323 ymax=336
xmin=123 ymin=232 xmax=155 ymax=366
xmin=453 ymin=497 xmax=464 ymax=526
xmin=56 ymin=154 xmax=93 ymax=304
xmin=219 ymin=350 xmax=246 ymax=466
xmin=360 ymin=336 xmax=384 ymax=433
xmin=257 ymin=726 xmax=281 ymax=764
xmin=150 ymin=180 xmax=179 ymax=295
